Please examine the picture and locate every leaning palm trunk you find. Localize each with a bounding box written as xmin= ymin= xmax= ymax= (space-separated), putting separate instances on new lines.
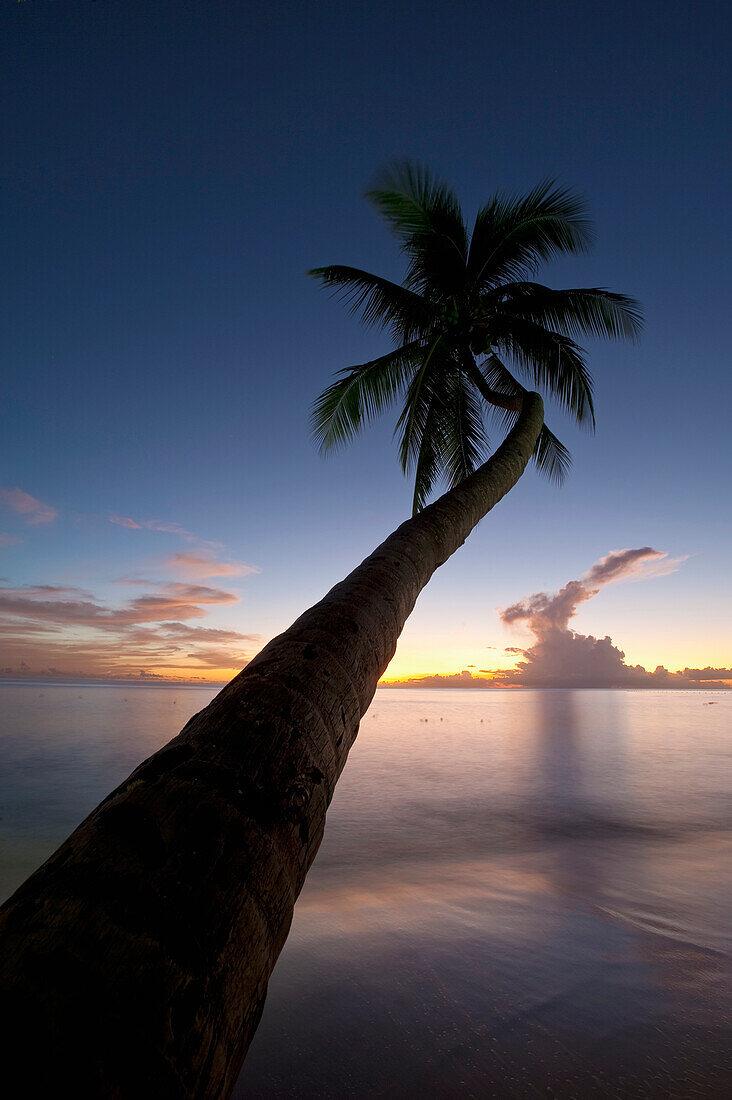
xmin=0 ymin=394 xmax=543 ymax=1098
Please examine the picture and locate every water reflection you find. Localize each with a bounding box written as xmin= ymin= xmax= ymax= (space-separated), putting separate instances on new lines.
xmin=534 ymin=689 xmax=587 ymax=821
xmin=0 ymin=683 xmax=728 ymax=1095
xmin=235 ymin=689 xmax=731 ymax=1097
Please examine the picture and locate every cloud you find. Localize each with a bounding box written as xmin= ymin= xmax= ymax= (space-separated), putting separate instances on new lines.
xmin=7 ymin=584 xmax=93 ymax=597
xmin=109 ymin=515 xmax=221 ymax=549
xmin=0 ymin=535 xmax=22 ymax=546
xmin=1 ymin=495 xmax=264 ymax=680
xmin=495 ymin=548 xmax=725 ymax=689
xmin=109 ymin=515 xmax=142 ymax=529
xmin=164 ymin=553 xmax=260 ymax=579
xmin=0 ymin=486 xmax=57 ymax=525
xmin=151 ymin=621 xmax=256 ymax=643
xmin=125 ymin=583 xmax=239 ymax=618
xmin=681 ymin=667 xmax=732 ymax=681
xmin=0 ymin=582 xmax=239 ymax=629
xmin=0 ymin=580 xmax=262 ymax=680
xmin=500 ymin=547 xmax=676 ymax=637
xmin=383 ymin=548 xmax=728 ymax=691
xmin=382 ymin=670 xmax=498 ymax=689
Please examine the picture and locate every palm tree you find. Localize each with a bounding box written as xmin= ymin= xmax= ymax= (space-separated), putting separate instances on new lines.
xmin=311 ymin=162 xmax=641 ymax=512
xmin=0 ymin=168 xmax=640 ymax=1098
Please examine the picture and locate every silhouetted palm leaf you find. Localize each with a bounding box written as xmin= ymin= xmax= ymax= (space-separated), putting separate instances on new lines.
xmin=409 ymin=389 xmax=448 ymax=515
xmin=494 ymin=282 xmax=643 ymax=341
xmin=468 ymin=181 xmax=592 ymax=288
xmin=308 ymin=266 xmax=430 ymax=341
xmin=366 ymin=162 xmax=468 ymax=297
xmin=481 ymin=355 xmax=572 ymax=483
xmin=395 ymin=337 xmax=449 ymax=475
xmin=311 ymin=342 xmax=423 ymax=452
xmin=311 ymin=163 xmax=641 ymax=509
xmin=492 ymin=317 xmax=595 ymax=427
xmin=442 ymin=372 xmax=490 ymax=489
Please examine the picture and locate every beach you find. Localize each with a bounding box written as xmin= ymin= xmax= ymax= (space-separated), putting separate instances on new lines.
xmin=1 ymin=683 xmax=729 ymax=1096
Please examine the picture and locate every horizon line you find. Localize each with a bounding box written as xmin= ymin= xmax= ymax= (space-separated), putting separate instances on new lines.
xmin=0 ymin=675 xmax=729 ymax=692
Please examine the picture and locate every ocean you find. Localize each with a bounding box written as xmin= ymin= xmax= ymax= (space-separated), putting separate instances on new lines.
xmin=1 ymin=683 xmax=730 ymax=1097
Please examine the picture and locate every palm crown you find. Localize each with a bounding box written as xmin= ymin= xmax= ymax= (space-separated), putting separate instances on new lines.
xmin=310 ymin=163 xmax=642 ymax=514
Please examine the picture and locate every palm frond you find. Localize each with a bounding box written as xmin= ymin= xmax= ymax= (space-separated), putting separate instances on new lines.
xmin=308 ymin=265 xmax=431 ymax=341
xmin=492 ymin=282 xmax=643 ymax=341
xmin=405 ymin=368 xmax=489 ymax=513
xmin=479 ymin=355 xmax=572 ymax=484
xmin=468 ymin=180 xmax=592 ymax=289
xmin=395 ymin=337 xmax=448 ymax=474
xmin=366 ymin=161 xmax=468 ymax=297
xmin=480 ymin=353 xmax=526 ymax=399
xmin=403 ymin=359 xmax=490 ymax=512
xmin=366 ymin=161 xmax=466 ymax=249
xmin=410 ymin=392 xmax=447 ymax=515
xmin=311 ymin=342 xmax=422 ymax=452
xmin=442 ymin=373 xmax=490 ymax=489
xmin=492 ymin=317 xmax=595 ymax=427
xmin=533 ymin=423 xmax=572 ymax=483
xmin=310 ymin=164 xmax=640 ymax=501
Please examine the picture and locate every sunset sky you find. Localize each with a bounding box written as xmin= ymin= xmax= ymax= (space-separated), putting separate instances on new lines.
xmin=1 ymin=1 xmax=730 ymax=685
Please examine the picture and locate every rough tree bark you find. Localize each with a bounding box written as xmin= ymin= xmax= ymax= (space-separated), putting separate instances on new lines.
xmin=0 ymin=394 xmax=544 ymax=1098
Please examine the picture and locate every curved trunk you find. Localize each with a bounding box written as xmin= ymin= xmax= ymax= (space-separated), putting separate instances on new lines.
xmin=0 ymin=394 xmax=544 ymax=1098
xmin=461 ymin=351 xmax=525 ymax=411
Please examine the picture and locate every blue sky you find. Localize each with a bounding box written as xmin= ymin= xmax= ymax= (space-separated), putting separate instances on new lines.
xmin=1 ymin=0 xmax=730 ymax=681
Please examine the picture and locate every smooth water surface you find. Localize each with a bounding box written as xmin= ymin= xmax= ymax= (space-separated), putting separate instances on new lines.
xmin=1 ymin=684 xmax=730 ymax=1097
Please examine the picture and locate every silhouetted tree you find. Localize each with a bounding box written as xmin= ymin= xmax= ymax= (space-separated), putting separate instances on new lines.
xmin=0 ymin=166 xmax=640 ymax=1098
xmin=312 ymin=162 xmax=640 ymax=512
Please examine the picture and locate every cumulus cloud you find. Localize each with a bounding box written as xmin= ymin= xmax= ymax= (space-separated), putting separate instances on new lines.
xmin=0 ymin=486 xmax=57 ymax=525
xmin=384 ymin=548 xmax=728 ymax=690
xmin=496 ymin=548 xmax=725 ymax=689
xmin=681 ymin=667 xmax=732 ymax=681
xmin=500 ymin=548 xmax=675 ymax=637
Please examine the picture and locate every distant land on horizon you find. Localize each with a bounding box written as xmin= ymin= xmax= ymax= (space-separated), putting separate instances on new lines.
xmin=380 ymin=669 xmax=732 ymax=690
xmin=1 ymin=668 xmax=730 ymax=691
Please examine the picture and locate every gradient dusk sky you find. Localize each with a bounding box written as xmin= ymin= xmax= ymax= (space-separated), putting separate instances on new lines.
xmin=1 ymin=0 xmax=730 ymax=683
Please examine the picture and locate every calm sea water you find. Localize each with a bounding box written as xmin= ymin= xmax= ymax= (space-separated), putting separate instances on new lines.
xmin=1 ymin=683 xmax=730 ymax=1097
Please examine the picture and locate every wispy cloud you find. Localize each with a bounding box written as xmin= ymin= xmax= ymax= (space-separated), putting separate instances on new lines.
xmin=500 ymin=548 xmax=679 ymax=637
xmin=0 ymin=486 xmax=57 ymax=526
xmin=0 ymin=582 xmax=238 ymax=629
xmin=0 ymin=534 xmax=22 ymax=547
xmin=163 ymin=552 xmax=260 ymax=580
xmin=2 ymin=507 xmax=261 ymax=680
xmin=0 ymin=580 xmax=262 ymax=681
xmin=109 ymin=515 xmax=144 ymax=529
xmin=109 ymin=515 xmax=221 ymax=550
